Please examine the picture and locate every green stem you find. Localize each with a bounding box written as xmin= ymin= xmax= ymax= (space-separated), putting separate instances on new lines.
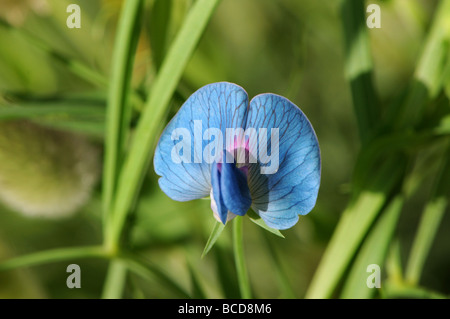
xmin=101 ymin=260 xmax=128 ymax=299
xmin=0 ymin=245 xmax=108 ymax=271
xmin=233 ymin=217 xmax=251 ymax=299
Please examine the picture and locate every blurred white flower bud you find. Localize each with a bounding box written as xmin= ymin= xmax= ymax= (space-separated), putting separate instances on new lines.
xmin=0 ymin=0 xmax=50 ymax=26
xmin=0 ymin=120 xmax=100 ymax=218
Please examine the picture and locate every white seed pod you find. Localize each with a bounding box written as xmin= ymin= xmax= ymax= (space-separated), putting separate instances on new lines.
xmin=0 ymin=120 xmax=100 ymax=218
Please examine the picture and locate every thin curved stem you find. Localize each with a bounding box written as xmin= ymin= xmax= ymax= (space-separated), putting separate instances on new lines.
xmin=0 ymin=245 xmax=108 ymax=272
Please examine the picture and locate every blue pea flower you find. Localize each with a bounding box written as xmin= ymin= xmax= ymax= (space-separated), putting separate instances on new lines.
xmin=154 ymin=82 xmax=321 ymax=230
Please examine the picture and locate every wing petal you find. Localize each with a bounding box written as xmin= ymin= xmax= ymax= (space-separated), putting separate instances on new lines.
xmin=246 ymin=94 xmax=321 ymax=229
xmin=154 ymin=82 xmax=249 ymax=201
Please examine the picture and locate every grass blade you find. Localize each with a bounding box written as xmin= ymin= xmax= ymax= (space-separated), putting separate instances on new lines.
xmin=108 ymin=0 xmax=222 ymax=248
xmin=305 ymin=157 xmax=404 ymax=298
xmin=340 ymin=196 xmax=403 ymax=298
xmin=148 ymin=0 xmax=173 ymax=71
xmin=341 ymin=0 xmax=379 ymax=143
xmin=394 ymin=0 xmax=450 ymax=128
xmin=405 ymin=147 xmax=450 ymax=285
xmin=0 ymin=246 xmax=107 ymax=272
xmin=103 ymin=0 xmax=144 ymax=239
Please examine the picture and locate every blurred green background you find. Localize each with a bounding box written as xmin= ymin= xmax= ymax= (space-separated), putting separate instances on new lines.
xmin=0 ymin=0 xmax=449 ymax=299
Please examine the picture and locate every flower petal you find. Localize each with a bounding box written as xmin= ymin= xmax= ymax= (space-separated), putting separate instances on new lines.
xmin=210 ymin=153 xmax=251 ymax=224
xmin=211 ymin=162 xmax=228 ymax=224
xmin=154 ymin=82 xmax=249 ymax=201
xmin=220 ymin=154 xmax=252 ymax=216
xmin=246 ymin=94 xmax=321 ymax=229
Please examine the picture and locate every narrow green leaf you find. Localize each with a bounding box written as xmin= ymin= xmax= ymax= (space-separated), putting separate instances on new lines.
xmin=0 ymin=97 xmax=105 ymax=121
xmin=0 ymin=97 xmax=107 ymax=136
xmin=405 ymin=148 xmax=450 ymax=285
xmin=414 ymin=0 xmax=450 ymax=98
xmin=108 ymin=0 xmax=221 ymax=248
xmin=0 ymin=103 xmax=105 ymax=136
xmin=103 ymin=0 xmax=144 ymax=239
xmin=0 ymin=246 xmax=107 ymax=272
xmin=247 ymin=210 xmax=284 ymax=238
xmin=148 ymin=0 xmax=173 ymax=70
xmin=36 ymin=119 xmax=105 ymax=137
xmin=405 ymin=197 xmax=448 ymax=283
xmin=202 ymin=221 xmax=225 ymax=258
xmin=341 ymin=0 xmax=379 ymax=143
xmin=306 ymin=157 xmax=405 ymax=299
xmin=340 ymin=196 xmax=403 ymax=299
xmin=385 ymin=240 xmax=404 ymax=287
xmin=100 ymin=0 xmax=144 ymax=300
xmin=306 ymin=192 xmax=386 ymax=298
xmin=394 ymin=0 xmax=450 ymax=128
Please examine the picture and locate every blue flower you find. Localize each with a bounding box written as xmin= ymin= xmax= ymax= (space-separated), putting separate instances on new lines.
xmin=154 ymin=82 xmax=321 ymax=230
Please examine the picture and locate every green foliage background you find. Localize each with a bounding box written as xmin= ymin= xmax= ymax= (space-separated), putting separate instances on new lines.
xmin=0 ymin=0 xmax=449 ymax=299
